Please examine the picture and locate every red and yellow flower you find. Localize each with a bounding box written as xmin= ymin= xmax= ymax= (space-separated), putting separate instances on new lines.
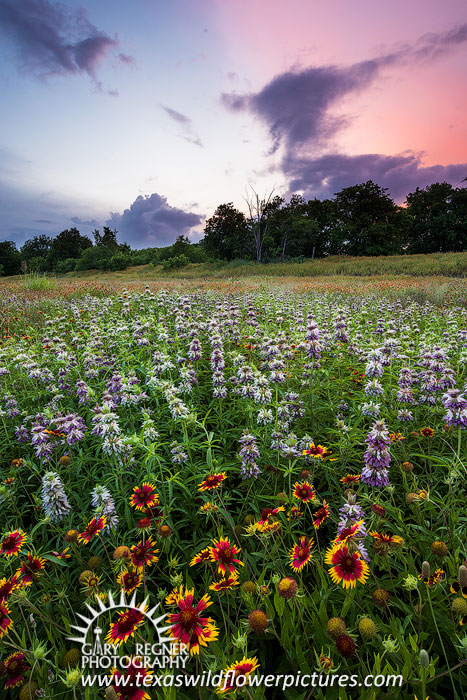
xmin=130 ymin=483 xmax=159 ymax=511
xmin=78 ymin=516 xmax=107 ymax=544
xmin=293 ymin=481 xmax=316 ymax=503
xmin=217 ymin=656 xmax=260 ymax=694
xmin=255 ymin=506 xmax=284 ymax=532
xmin=289 ymin=536 xmax=314 ymax=572
xmin=302 ymin=443 xmax=332 ymax=459
xmin=106 ymin=607 xmax=146 ymax=646
xmin=0 ymin=530 xmax=27 ymax=557
xmin=117 ymin=569 xmax=143 ymax=593
xmin=340 ymin=474 xmax=361 ymax=485
xmin=209 ymin=573 xmax=240 ymax=592
xmin=420 ymin=427 xmax=434 ymax=438
xmin=2 ymin=651 xmax=29 ymax=689
xmin=419 ymin=568 xmax=445 ymax=587
xmin=210 ymin=538 xmax=244 ymax=576
xmin=0 ymin=602 xmax=13 ymax=638
xmin=198 ymin=473 xmax=227 ymax=491
xmin=369 ymin=531 xmax=404 ymax=554
xmin=110 ymin=657 xmax=153 ymax=700
xmin=313 ymin=500 xmax=330 ymax=529
xmin=167 ymin=588 xmax=218 ymax=655
xmin=325 ymin=545 xmax=369 ymax=588
xmin=15 ymin=553 xmax=46 ymax=585
xmin=0 ymin=575 xmax=22 ymax=601
xmin=333 ymin=520 xmax=365 ymax=547
xmin=190 ymin=548 xmax=213 ymax=567
xmin=130 ymin=538 xmax=159 ymax=570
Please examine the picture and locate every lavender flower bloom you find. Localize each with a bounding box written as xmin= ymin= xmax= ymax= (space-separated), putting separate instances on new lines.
xmin=54 ymin=413 xmax=86 ymax=445
xmin=91 ymin=484 xmax=118 ymax=531
xmin=41 ymin=471 xmax=71 ymax=521
xmin=15 ymin=424 xmax=29 ymax=443
xmin=397 ymin=409 xmax=414 ymax=421
xmin=238 ymin=431 xmax=261 ymax=479
xmin=170 ymin=441 xmax=188 ymax=465
xmin=361 ymin=419 xmax=391 ymax=488
xmin=442 ymin=389 xmax=467 ymax=428
xmin=76 ymin=379 xmax=89 ymax=404
xmin=188 ymin=337 xmax=202 ymax=361
xmin=31 ymin=420 xmax=54 ymax=461
xmin=305 ymin=317 xmax=322 ymax=359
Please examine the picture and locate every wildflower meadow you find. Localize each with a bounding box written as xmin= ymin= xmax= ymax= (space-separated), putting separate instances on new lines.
xmin=0 ymin=284 xmax=466 ymax=700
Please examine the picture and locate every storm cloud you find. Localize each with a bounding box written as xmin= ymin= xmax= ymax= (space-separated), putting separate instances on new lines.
xmin=107 ymin=193 xmax=204 ymax=248
xmin=0 ymin=0 xmax=129 ymax=82
xmin=222 ymin=23 xmax=467 ymax=199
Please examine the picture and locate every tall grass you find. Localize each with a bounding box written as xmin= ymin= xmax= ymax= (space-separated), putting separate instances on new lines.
xmin=21 ymin=272 xmax=57 ymax=290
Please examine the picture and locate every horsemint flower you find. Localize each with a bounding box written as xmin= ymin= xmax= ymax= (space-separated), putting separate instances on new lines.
xmin=78 ymin=516 xmax=107 ymax=544
xmin=216 ymin=656 xmax=260 ymax=694
xmin=197 ymin=473 xmax=227 ymax=491
xmin=325 ymin=544 xmax=369 ymax=588
xmin=129 ymin=483 xmax=159 ymax=511
xmin=289 ymin=536 xmax=314 ymax=572
xmin=210 ymin=538 xmax=244 ymax=576
xmin=0 ymin=530 xmax=28 ymax=557
xmin=166 ymin=588 xmax=219 ymax=655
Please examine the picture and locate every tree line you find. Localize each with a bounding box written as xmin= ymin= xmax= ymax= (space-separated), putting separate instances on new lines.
xmin=1 ymin=180 xmax=466 ymax=276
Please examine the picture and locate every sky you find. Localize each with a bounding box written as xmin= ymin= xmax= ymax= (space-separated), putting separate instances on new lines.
xmin=0 ymin=0 xmax=466 ymax=248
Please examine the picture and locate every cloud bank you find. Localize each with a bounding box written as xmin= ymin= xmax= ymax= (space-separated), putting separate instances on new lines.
xmin=0 ymin=0 xmax=131 ymax=84
xmin=107 ymin=193 xmax=204 ymax=248
xmin=222 ymin=23 xmax=467 ymax=200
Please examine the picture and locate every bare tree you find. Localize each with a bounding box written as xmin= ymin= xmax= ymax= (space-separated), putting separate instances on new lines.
xmin=244 ymin=184 xmax=276 ymax=263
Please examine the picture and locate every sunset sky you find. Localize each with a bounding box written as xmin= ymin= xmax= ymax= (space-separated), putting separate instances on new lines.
xmin=1 ymin=0 xmax=466 ymax=247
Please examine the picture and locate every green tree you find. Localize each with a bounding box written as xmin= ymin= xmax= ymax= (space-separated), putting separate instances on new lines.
xmin=93 ymin=226 xmax=120 ymax=250
xmin=0 ymin=241 xmax=22 ymax=276
xmin=202 ymin=203 xmax=250 ymax=260
xmin=48 ymin=228 xmax=92 ymax=266
xmin=405 ymin=183 xmax=467 ymax=253
xmin=20 ymin=235 xmax=52 ymax=262
xmin=329 ymin=181 xmax=401 ymax=255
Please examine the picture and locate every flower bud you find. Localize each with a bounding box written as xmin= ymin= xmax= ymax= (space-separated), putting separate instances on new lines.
xmin=419 ymin=649 xmax=429 ymax=668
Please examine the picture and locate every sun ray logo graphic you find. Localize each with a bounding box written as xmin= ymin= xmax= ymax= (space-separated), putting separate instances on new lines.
xmin=67 ymin=590 xmax=173 ymax=647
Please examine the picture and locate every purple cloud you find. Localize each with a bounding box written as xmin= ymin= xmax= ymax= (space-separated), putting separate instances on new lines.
xmin=286 ymin=152 xmax=467 ymax=202
xmin=0 ymin=0 xmax=131 ymax=82
xmin=222 ymin=23 xmax=467 ymax=200
xmin=107 ymin=193 xmax=204 ymax=248
xmin=161 ymin=106 xmax=203 ymax=147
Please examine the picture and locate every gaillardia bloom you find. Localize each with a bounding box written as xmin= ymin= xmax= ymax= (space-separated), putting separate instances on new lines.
xmin=333 ymin=520 xmax=365 ymax=547
xmin=3 ymin=651 xmax=29 ymax=688
xmin=110 ymin=657 xmax=153 ymax=700
xmin=130 ymin=483 xmax=159 ymax=511
xmin=106 ymin=607 xmax=145 ymax=645
xmin=256 ymin=506 xmax=284 ymax=532
xmin=78 ymin=516 xmax=107 ymax=544
xmin=313 ymin=500 xmax=330 ymax=529
xmin=190 ymin=548 xmax=213 ymax=567
xmin=198 ymin=473 xmax=227 ymax=491
xmin=167 ymin=588 xmax=218 ymax=655
xmin=209 ymin=573 xmax=240 ymax=592
xmin=293 ymin=481 xmax=316 ymax=503
xmin=289 ymin=536 xmax=314 ymax=572
xmin=0 ymin=602 xmax=13 ymax=638
xmin=130 ymin=538 xmax=159 ymax=570
xmin=217 ymin=656 xmax=260 ymax=695
xmin=0 ymin=530 xmax=27 ymax=557
xmin=302 ymin=443 xmax=332 ymax=459
xmin=420 ymin=427 xmax=434 ymax=438
xmin=325 ymin=545 xmax=370 ymax=588
xmin=15 ymin=553 xmax=46 ymax=584
xmin=210 ymin=538 xmax=244 ymax=575
xmin=0 ymin=575 xmax=22 ymax=600
xmin=369 ymin=531 xmax=404 ymax=554
xmin=117 ymin=569 xmax=143 ymax=593
xmin=340 ymin=474 xmax=361 ymax=485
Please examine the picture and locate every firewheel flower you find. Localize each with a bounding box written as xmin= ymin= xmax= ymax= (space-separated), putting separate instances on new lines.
xmin=0 ymin=530 xmax=28 ymax=557
xmin=209 ymin=573 xmax=240 ymax=592
xmin=166 ymin=588 xmax=219 ymax=655
xmin=302 ymin=443 xmax=332 ymax=459
xmin=15 ymin=553 xmax=46 ymax=585
xmin=198 ymin=473 xmax=227 ymax=491
xmin=256 ymin=506 xmax=285 ymax=532
xmin=190 ymin=548 xmax=213 ymax=567
xmin=313 ymin=500 xmax=330 ymax=529
xmin=130 ymin=538 xmax=159 ymax=570
xmin=129 ymin=483 xmax=159 ymax=511
xmin=217 ymin=656 xmax=260 ymax=694
xmin=325 ymin=545 xmax=369 ymax=588
xmin=106 ymin=607 xmax=146 ymax=646
xmin=110 ymin=657 xmax=153 ymax=700
xmin=289 ymin=536 xmax=314 ymax=572
xmin=0 ymin=602 xmax=13 ymax=638
xmin=369 ymin=531 xmax=404 ymax=554
xmin=210 ymin=538 xmax=244 ymax=575
xmin=117 ymin=569 xmax=143 ymax=593
xmin=3 ymin=651 xmax=29 ymax=688
xmin=78 ymin=516 xmax=107 ymax=544
xmin=333 ymin=520 xmax=365 ymax=547
xmin=293 ymin=481 xmax=316 ymax=503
